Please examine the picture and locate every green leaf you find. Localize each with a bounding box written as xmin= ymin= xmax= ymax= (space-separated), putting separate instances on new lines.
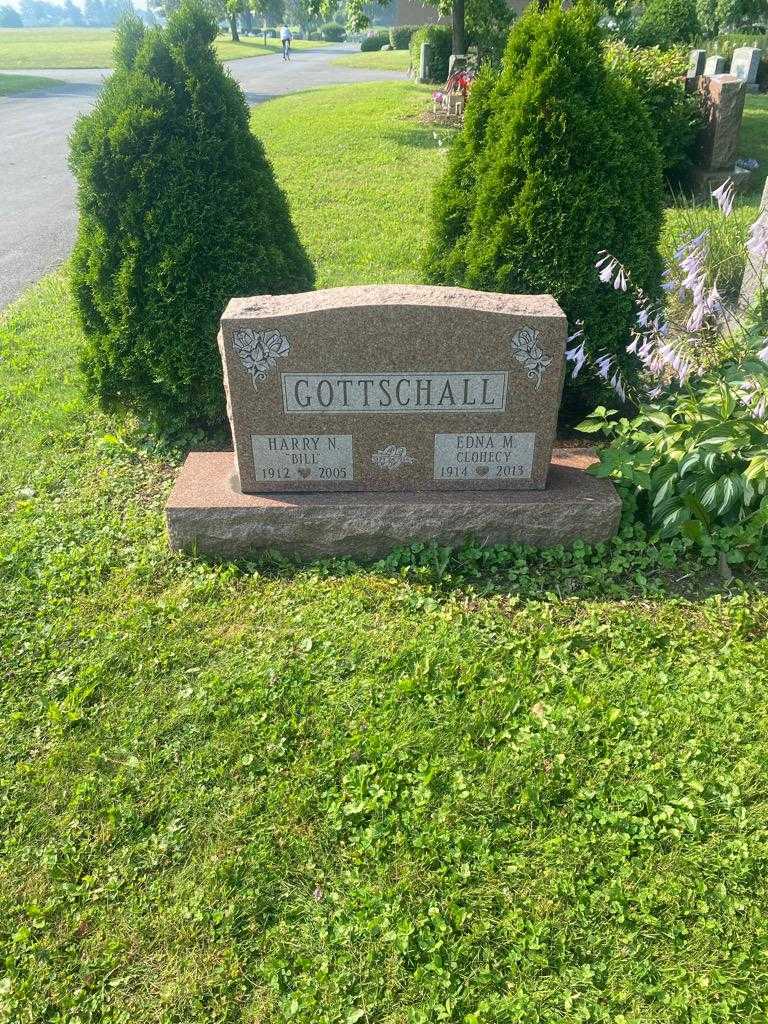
xmin=745 ymin=495 xmax=768 ymax=536
xmin=700 ymin=480 xmax=722 ymax=512
xmin=659 ymin=507 xmax=690 ymax=537
xmin=678 ymin=451 xmax=700 ymax=477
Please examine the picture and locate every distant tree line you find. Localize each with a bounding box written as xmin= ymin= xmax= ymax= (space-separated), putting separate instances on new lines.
xmin=147 ymin=0 xmax=332 ymax=40
xmin=0 ymin=0 xmax=157 ymax=27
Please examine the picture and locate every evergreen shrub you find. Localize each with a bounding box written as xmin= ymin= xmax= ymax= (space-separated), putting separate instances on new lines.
xmin=69 ymin=5 xmax=314 ymax=432
xmin=320 ymin=22 xmax=346 ymax=41
xmin=410 ymin=24 xmax=452 ymax=81
xmin=634 ymin=0 xmax=700 ymax=47
xmin=389 ymin=24 xmax=419 ymax=49
xmin=360 ymin=29 xmax=389 ymax=51
xmin=606 ymin=42 xmax=703 ymax=188
xmin=424 ymin=1 xmax=665 ymax=417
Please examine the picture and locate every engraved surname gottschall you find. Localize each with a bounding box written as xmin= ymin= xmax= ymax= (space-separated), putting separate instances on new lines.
xmin=282 ymin=372 xmax=507 ymax=414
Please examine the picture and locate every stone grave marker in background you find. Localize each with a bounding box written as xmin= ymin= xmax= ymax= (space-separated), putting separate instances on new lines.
xmin=688 ymin=49 xmax=707 ymax=80
xmin=166 ymin=286 xmax=621 ymax=558
xmin=418 ymin=43 xmax=431 ymax=84
xmin=731 ymin=46 xmax=762 ymax=91
xmin=691 ymin=73 xmax=752 ymax=193
xmin=704 ymin=54 xmax=726 ymax=76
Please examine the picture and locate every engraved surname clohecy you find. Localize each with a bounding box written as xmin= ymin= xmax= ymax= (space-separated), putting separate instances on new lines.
xmin=434 ymin=433 xmax=535 ymax=481
xmin=251 ymin=434 xmax=354 ymax=483
xmin=281 ymin=372 xmax=507 ymax=414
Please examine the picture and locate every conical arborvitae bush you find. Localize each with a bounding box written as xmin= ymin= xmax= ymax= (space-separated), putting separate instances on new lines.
xmin=70 ymin=5 xmax=315 ymax=431
xmin=424 ymin=0 xmax=664 ymax=417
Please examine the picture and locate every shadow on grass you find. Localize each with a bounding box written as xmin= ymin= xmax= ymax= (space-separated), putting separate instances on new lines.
xmin=382 ymin=127 xmax=456 ymax=152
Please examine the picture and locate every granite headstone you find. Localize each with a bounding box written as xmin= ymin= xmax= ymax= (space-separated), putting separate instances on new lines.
xmin=696 ymin=73 xmax=747 ymax=171
xmin=217 ymin=286 xmax=568 ymax=495
xmin=704 ymin=54 xmax=726 ymax=76
xmin=731 ymin=46 xmax=761 ymax=88
xmin=688 ymin=49 xmax=707 ymax=78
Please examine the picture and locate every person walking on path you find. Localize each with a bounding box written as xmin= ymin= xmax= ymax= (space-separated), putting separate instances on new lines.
xmin=280 ymin=24 xmax=292 ymax=60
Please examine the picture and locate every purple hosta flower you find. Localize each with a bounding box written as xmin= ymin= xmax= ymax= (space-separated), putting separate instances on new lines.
xmin=736 ymin=377 xmax=768 ymax=420
xmin=614 ymin=266 xmax=628 ymax=291
xmin=687 ymin=303 xmax=707 ymax=333
xmin=598 ymin=258 xmax=618 ymax=285
xmin=595 ymin=354 xmax=613 ymax=380
xmin=747 ymin=212 xmax=768 ymax=260
xmin=566 ymin=337 xmax=587 ymax=378
xmin=610 ymin=369 xmax=626 ymax=402
xmin=674 ymin=231 xmax=709 ymax=262
xmin=711 ymin=178 xmax=735 ymax=216
xmin=636 ymin=305 xmax=651 ymax=329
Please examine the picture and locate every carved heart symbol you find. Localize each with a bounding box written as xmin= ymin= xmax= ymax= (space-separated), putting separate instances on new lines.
xmin=298 ymin=468 xmax=311 ymax=479
xmin=475 ymin=466 xmax=490 ymax=477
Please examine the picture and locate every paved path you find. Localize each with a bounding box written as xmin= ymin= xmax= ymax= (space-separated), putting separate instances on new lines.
xmin=0 ymin=46 xmax=405 ymax=309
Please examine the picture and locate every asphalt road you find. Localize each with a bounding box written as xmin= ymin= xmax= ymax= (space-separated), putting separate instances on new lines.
xmin=0 ymin=46 xmax=405 ymax=309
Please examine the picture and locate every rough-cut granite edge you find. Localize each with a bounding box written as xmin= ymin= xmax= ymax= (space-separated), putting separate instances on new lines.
xmin=166 ymin=450 xmax=621 ymax=559
xmin=223 ymin=286 xmax=563 ymax=321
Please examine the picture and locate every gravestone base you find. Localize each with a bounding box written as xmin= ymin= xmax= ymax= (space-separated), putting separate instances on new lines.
xmin=166 ymin=450 xmax=621 ymax=560
xmin=690 ymin=163 xmax=756 ymax=195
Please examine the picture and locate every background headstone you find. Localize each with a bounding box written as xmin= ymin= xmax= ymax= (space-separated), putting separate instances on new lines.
xmin=688 ymin=49 xmax=707 ymax=78
xmin=448 ymin=53 xmax=467 ymax=77
xmin=418 ymin=42 xmax=431 ymax=84
xmin=731 ymin=46 xmax=762 ymax=90
xmin=217 ymin=286 xmax=568 ymax=495
xmin=696 ymin=74 xmax=747 ymax=171
xmin=704 ymin=54 xmax=726 ymax=76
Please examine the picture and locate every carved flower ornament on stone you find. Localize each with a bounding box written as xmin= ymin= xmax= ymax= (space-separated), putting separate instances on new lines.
xmin=510 ymin=326 xmax=552 ymax=391
xmin=232 ymin=329 xmax=290 ymax=390
xmin=372 ymin=445 xmax=415 ymax=470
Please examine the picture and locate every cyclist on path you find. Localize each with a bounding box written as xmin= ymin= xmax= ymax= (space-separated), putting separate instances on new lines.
xmin=280 ymin=24 xmax=292 ymax=60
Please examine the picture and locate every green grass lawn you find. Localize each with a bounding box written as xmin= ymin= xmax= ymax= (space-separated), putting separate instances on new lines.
xmin=254 ymin=82 xmax=450 ymax=286
xmin=332 ymin=47 xmax=412 ymax=71
xmin=0 ymin=70 xmax=62 ymax=93
xmin=2 ymin=80 xmax=768 ymax=1022
xmin=0 ymin=27 xmax=326 ymax=69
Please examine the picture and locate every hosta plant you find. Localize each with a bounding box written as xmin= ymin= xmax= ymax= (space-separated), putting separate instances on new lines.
xmin=579 ymin=369 xmax=768 ymax=543
xmin=574 ymin=177 xmax=768 ymax=547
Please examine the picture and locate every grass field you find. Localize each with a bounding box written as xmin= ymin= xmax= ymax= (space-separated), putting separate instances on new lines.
xmin=332 ymin=47 xmax=412 ymax=71
xmin=252 ymin=82 xmax=450 ymax=285
xmin=0 ymin=27 xmax=327 ymax=69
xmin=0 ymin=70 xmax=62 ymax=93
xmin=2 ymin=80 xmax=768 ymax=1022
